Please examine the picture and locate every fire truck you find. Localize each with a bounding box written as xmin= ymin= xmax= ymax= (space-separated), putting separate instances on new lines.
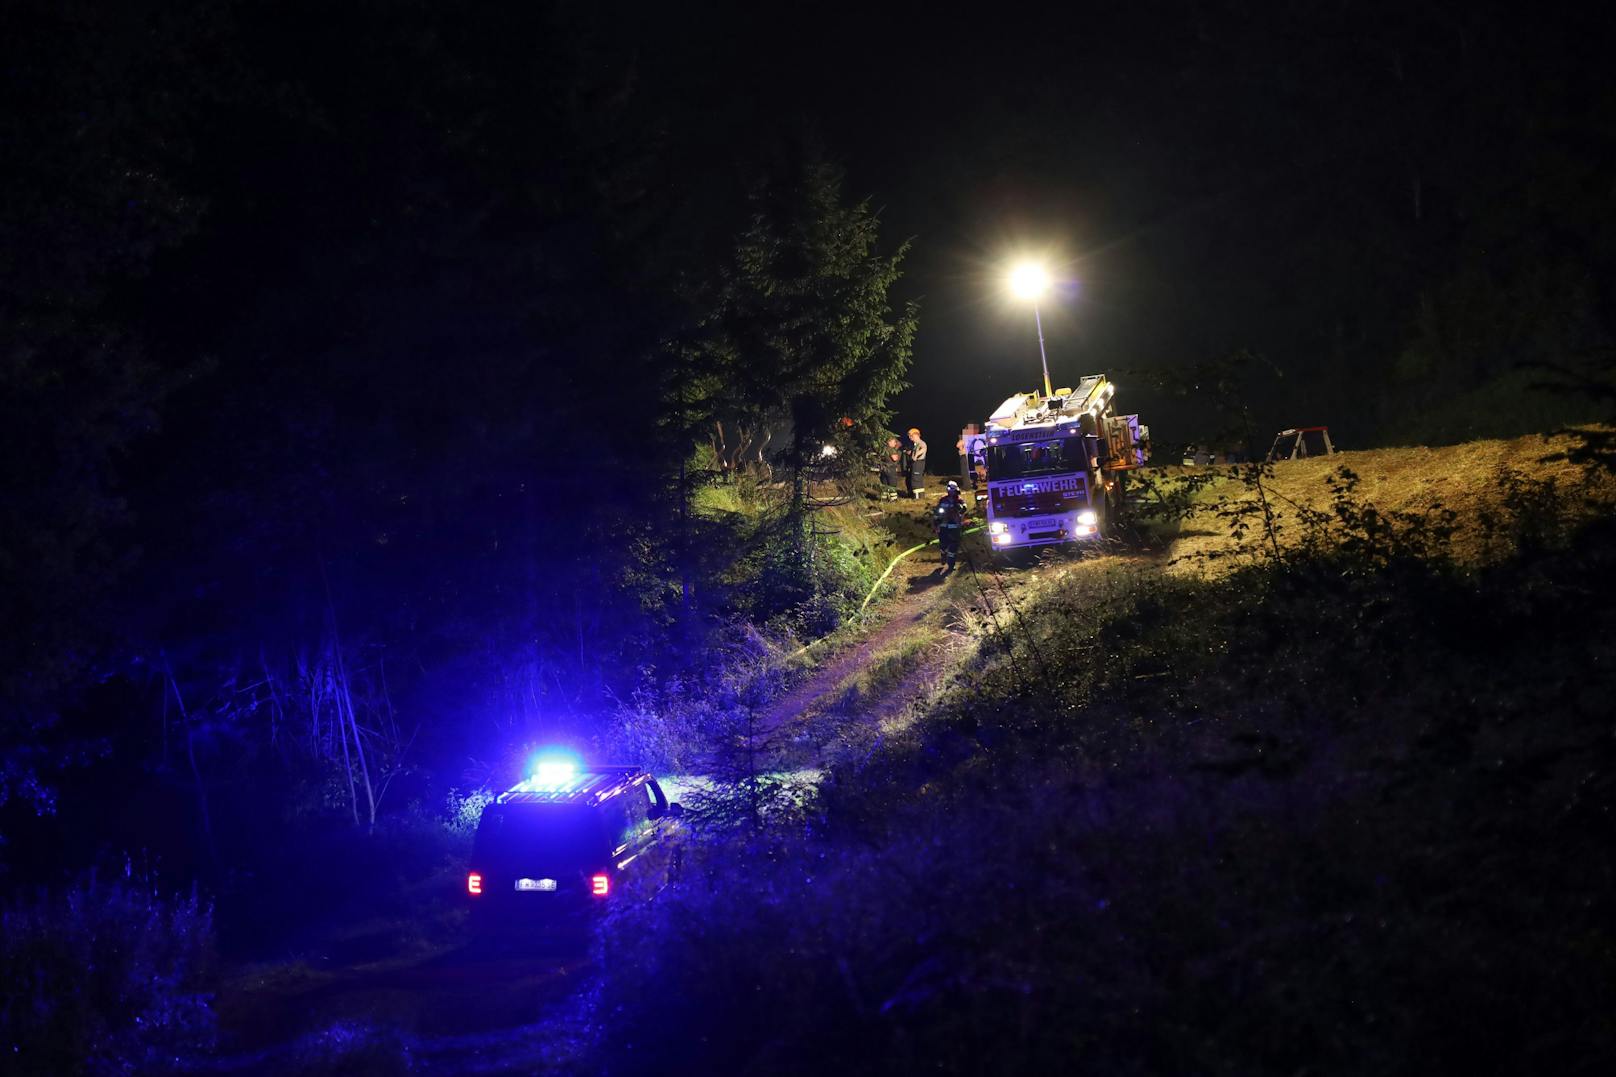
xmin=965 ymin=375 xmax=1149 ymax=551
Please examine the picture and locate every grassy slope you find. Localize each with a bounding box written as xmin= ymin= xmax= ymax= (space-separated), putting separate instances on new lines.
xmin=1164 ymin=430 xmax=1612 ymax=569
xmin=591 ymin=437 xmax=1616 ymax=1076
xmin=695 ymin=478 xmax=906 ymax=562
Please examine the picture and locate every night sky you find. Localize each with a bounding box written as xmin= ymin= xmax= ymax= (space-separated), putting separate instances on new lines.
xmin=616 ymin=0 xmax=1616 ymax=448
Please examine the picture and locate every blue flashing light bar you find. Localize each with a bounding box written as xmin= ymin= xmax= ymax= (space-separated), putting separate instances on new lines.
xmin=525 ymin=750 xmax=582 ymax=792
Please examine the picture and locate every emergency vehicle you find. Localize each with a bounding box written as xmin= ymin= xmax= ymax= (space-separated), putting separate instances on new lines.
xmin=467 ymin=758 xmax=683 ymax=936
xmin=965 ymin=375 xmax=1148 ymax=551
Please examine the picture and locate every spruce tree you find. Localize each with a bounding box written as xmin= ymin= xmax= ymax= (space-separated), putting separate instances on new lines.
xmin=708 ymin=155 xmax=917 ymax=544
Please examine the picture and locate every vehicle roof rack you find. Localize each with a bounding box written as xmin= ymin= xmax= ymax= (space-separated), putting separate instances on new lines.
xmin=494 ymin=765 xmax=645 ymax=807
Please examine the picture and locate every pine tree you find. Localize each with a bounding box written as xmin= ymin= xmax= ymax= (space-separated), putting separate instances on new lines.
xmin=707 ymin=155 xmax=917 ymax=543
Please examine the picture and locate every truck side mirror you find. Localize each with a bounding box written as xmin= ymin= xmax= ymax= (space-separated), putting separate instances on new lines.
xmin=668 ymin=802 xmax=684 ymax=819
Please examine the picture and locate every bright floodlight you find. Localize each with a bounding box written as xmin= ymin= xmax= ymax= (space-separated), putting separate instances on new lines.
xmin=1008 ymin=261 xmax=1051 ymax=301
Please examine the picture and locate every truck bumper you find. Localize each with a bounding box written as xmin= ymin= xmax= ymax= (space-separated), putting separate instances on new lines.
xmin=989 ymin=522 xmax=1099 ymax=549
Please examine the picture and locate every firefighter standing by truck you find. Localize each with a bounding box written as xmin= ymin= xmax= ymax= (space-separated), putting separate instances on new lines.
xmin=880 ymin=435 xmax=903 ymax=491
xmin=935 ymin=480 xmax=968 ymax=571
xmin=906 ymin=427 xmax=927 ymax=498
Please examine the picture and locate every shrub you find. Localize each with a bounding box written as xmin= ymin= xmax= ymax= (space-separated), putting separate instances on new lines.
xmin=444 ymin=785 xmax=494 ymax=836
xmin=598 ymin=629 xmax=788 ymax=774
xmin=0 ymin=867 xmax=215 ymax=1075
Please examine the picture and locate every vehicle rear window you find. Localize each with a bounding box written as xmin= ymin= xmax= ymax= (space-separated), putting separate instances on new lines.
xmin=473 ymin=804 xmax=607 ymax=872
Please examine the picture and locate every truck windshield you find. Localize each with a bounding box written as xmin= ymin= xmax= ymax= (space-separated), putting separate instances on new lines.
xmin=985 ymin=437 xmax=1086 ymax=479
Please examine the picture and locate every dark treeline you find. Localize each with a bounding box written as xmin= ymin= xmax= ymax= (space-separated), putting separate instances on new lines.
xmin=0 ymin=0 xmax=911 ymax=873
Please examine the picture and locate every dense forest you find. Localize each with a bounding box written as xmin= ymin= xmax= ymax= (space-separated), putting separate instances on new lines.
xmin=3 ymin=2 xmax=1615 ymax=1073
xmin=2 ymin=1 xmax=915 ymax=844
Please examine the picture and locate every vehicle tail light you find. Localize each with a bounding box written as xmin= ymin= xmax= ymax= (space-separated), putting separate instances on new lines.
xmin=467 ymin=872 xmax=483 ymax=895
xmin=590 ymin=873 xmax=610 ymax=897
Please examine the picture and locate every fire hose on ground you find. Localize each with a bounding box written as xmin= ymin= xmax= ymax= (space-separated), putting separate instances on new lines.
xmin=781 ymin=525 xmax=985 ymax=661
xmin=858 ymin=524 xmax=985 ymax=615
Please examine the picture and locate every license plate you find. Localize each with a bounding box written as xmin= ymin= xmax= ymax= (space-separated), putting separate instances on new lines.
xmin=515 ymin=878 xmax=557 ymax=892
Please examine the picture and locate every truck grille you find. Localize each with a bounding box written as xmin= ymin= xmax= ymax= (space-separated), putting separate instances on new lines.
xmin=1029 ymin=530 xmax=1062 ymax=541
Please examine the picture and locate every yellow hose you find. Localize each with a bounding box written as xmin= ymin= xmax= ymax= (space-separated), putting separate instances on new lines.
xmin=858 ymin=525 xmax=984 ymax=615
xmin=783 ymin=523 xmax=984 ymax=661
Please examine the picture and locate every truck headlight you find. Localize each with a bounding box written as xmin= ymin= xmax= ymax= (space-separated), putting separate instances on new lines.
xmin=1077 ymin=510 xmax=1097 ymax=526
xmin=993 ymin=532 xmax=1013 ymax=545
xmin=988 ymin=521 xmax=1008 ymax=534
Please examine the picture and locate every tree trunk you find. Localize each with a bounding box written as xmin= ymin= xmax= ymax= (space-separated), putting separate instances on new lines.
xmin=330 ymin=661 xmax=360 ymax=827
xmin=333 ymin=644 xmax=377 ymax=830
xmin=789 ymin=401 xmax=810 ymax=549
xmin=162 ymin=657 xmax=215 ymax=861
xmin=320 ymin=559 xmax=373 ymax=828
xmin=679 ymin=453 xmax=693 ymax=611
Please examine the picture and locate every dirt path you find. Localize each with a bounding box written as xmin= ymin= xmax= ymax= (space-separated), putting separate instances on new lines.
xmin=759 ymin=566 xmax=954 ymax=734
xmin=211 ymin=941 xmax=588 ymax=1074
xmin=751 ymin=537 xmax=1150 ymax=763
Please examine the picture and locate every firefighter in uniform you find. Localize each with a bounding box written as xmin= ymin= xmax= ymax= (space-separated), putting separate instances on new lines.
xmin=934 ymin=480 xmax=968 ymax=571
xmin=879 ymin=435 xmax=903 ymax=494
xmin=906 ymin=427 xmax=927 ymax=498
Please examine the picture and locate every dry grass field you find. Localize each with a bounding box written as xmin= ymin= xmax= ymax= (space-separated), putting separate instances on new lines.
xmin=1163 ymin=431 xmax=1614 ymax=571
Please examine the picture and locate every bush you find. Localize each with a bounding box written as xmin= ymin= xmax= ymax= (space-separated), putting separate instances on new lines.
xmin=598 ymin=627 xmax=789 ymax=774
xmin=0 ymin=867 xmax=215 ymax=1075
xmin=444 ymin=785 xmax=494 ymax=837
